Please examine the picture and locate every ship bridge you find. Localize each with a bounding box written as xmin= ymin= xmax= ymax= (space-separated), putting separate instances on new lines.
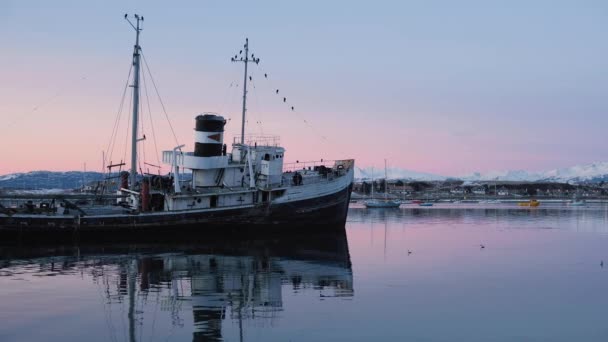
xmin=161 ymin=115 xmax=287 ymax=190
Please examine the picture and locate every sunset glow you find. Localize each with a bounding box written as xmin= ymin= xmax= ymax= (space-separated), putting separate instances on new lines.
xmin=1 ymin=0 xmax=607 ymax=176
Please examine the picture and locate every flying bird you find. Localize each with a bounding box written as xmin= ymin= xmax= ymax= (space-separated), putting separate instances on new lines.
xmin=249 ymin=76 xmax=252 ymax=81
xmin=264 ymin=73 xmax=267 ymax=78
xmin=276 ymin=89 xmax=279 ymax=94
xmin=239 ymin=50 xmax=242 ymax=54
xmin=480 ymin=244 xmax=485 ymax=249
xmin=124 ymin=13 xmax=128 ymax=18
xmin=291 ymin=106 xmax=294 ymax=111
xmin=407 ymin=250 xmax=412 ymax=255
xmin=283 ymin=97 xmax=286 ymax=102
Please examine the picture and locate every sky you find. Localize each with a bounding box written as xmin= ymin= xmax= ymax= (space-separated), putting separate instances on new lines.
xmin=0 ymin=0 xmax=607 ymax=176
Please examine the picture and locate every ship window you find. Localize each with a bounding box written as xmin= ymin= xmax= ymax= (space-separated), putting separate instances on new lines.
xmin=197 ymin=198 xmax=202 ymax=203
xmin=210 ymin=195 xmax=218 ymax=208
xmin=264 ymin=153 xmax=270 ymax=161
xmin=272 ymin=190 xmax=285 ymax=198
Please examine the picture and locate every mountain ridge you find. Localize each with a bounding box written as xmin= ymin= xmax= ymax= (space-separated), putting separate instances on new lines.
xmin=2 ymin=162 xmax=608 ymax=189
xmin=357 ymin=161 xmax=608 ymax=183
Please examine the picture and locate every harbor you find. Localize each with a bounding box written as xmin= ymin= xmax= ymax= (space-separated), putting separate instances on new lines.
xmin=2 ymin=1 xmax=607 ymax=341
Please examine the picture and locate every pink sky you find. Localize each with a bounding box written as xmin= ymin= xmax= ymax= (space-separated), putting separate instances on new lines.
xmin=1 ymin=1 xmax=607 ymax=176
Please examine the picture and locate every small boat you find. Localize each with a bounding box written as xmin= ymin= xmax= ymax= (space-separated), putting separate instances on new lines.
xmin=365 ymin=199 xmax=400 ymax=208
xmin=518 ymin=199 xmax=540 ymax=207
xmin=569 ymin=199 xmax=586 ymax=206
xmin=418 ymin=202 xmax=433 ymax=207
xmin=364 ymin=160 xmax=400 ymax=209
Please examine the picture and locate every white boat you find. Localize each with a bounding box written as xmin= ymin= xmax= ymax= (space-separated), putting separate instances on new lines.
xmin=365 ymin=160 xmax=400 ymax=208
xmin=569 ymin=199 xmax=586 ymax=206
xmin=365 ymin=199 xmax=400 ymax=208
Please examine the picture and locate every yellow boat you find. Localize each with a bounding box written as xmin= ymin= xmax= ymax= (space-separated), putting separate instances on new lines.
xmin=518 ymin=199 xmax=540 ymax=207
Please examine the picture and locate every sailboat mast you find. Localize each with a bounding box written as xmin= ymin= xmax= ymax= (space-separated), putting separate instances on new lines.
xmin=384 ymin=159 xmax=388 ymax=200
xmin=126 ymin=14 xmax=143 ymax=187
xmin=371 ymin=167 xmax=374 ymax=199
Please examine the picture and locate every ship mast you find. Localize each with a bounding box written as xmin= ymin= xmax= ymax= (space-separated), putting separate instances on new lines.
xmin=125 ymin=14 xmax=144 ymax=187
xmin=232 ymin=38 xmax=260 ymax=145
xmin=384 ymin=159 xmax=388 ymax=200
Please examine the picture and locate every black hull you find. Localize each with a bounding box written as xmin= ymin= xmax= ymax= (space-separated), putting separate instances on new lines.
xmin=0 ymin=184 xmax=353 ymax=243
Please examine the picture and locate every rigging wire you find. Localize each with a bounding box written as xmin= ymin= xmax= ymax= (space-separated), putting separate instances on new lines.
xmin=218 ymin=64 xmax=243 ymax=118
xmin=105 ymin=64 xmax=133 ymax=172
xmin=249 ymin=77 xmax=265 ymax=135
xmin=253 ymin=66 xmax=351 ymax=157
xmin=140 ymin=51 xmax=181 ymax=149
xmin=255 ymin=67 xmax=326 ymax=138
xmin=139 ymin=84 xmax=146 ymax=175
xmin=123 ymin=93 xmax=133 ymax=167
xmin=218 ymin=81 xmax=237 ymax=115
xmin=140 ymin=63 xmax=162 ymax=170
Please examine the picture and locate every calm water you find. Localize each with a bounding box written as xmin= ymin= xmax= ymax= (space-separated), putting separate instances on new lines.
xmin=2 ymin=203 xmax=608 ymax=341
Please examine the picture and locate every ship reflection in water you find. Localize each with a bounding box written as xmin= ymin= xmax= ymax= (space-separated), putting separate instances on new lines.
xmin=0 ymin=230 xmax=352 ymax=342
xmin=3 ymin=204 xmax=608 ymax=341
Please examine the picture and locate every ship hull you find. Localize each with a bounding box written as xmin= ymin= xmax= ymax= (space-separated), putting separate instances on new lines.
xmin=0 ymin=184 xmax=353 ymax=242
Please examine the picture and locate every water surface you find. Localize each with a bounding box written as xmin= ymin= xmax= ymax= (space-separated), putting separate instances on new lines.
xmin=2 ymin=203 xmax=608 ymax=341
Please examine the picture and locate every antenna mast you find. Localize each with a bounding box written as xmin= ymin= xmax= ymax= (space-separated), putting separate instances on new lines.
xmin=231 ymin=38 xmax=260 ymax=145
xmin=125 ymin=13 xmax=144 ymax=187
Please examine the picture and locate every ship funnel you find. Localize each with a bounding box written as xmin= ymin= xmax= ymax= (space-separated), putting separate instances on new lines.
xmin=194 ymin=113 xmax=226 ymax=157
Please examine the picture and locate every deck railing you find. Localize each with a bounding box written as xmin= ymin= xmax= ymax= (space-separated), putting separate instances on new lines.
xmin=233 ymin=135 xmax=281 ymax=147
xmin=282 ymin=160 xmax=338 ymax=173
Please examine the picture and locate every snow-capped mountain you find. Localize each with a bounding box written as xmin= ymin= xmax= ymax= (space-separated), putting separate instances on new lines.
xmin=355 ymin=162 xmax=608 ymax=183
xmin=0 ymin=171 xmax=104 ymax=189
xmin=0 ymin=171 xmax=191 ymax=190
xmin=459 ymin=170 xmax=544 ymax=182
xmin=460 ymin=162 xmax=608 ymax=183
xmin=541 ymin=162 xmax=608 ymax=182
xmin=355 ymin=167 xmax=445 ymax=181
xmin=0 ymin=173 xmax=21 ymax=181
